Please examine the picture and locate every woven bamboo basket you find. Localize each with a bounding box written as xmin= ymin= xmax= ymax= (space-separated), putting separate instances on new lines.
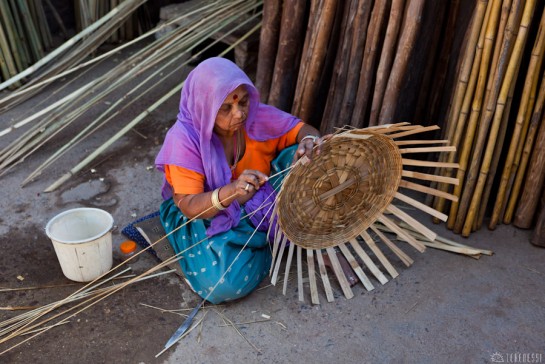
xmin=269 ymin=123 xmax=461 ymax=304
xmin=276 ymin=132 xmax=403 ymax=249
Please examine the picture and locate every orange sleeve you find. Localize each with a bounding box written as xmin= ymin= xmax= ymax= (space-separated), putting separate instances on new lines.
xmin=164 ymin=165 xmax=205 ymax=195
xmin=276 ymin=121 xmax=305 ymax=151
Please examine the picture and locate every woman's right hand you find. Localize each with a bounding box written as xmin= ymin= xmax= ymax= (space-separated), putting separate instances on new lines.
xmin=234 ymin=169 xmax=269 ymax=196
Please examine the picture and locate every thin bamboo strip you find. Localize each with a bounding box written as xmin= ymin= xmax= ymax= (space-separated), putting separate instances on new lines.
xmin=271 ymin=236 xmax=287 ymax=285
xmin=402 ymin=159 xmax=459 ymax=169
xmin=397 ymin=221 xmax=493 ymax=255
xmin=338 ymin=242 xmax=374 ymax=291
xmin=399 ymin=146 xmax=456 ymax=154
xmin=369 ymin=225 xmax=413 ymax=267
xmin=316 ymin=250 xmax=334 ymax=302
xmin=493 ymin=8 xmax=545 ymax=226
xmin=388 ymin=125 xmax=440 ymax=139
xmin=360 ymin=231 xmax=398 ymax=279
xmin=297 ymin=246 xmax=304 ymax=302
xmin=349 ymin=238 xmax=388 ymax=284
xmin=394 ymin=192 xmax=448 ymax=222
xmin=326 ymin=247 xmax=354 ymax=299
xmin=401 ymin=170 xmax=459 ymax=185
xmin=378 ymin=0 xmax=425 ymax=125
xmin=394 ymin=139 xmax=450 ymax=146
xmin=459 ymin=0 xmax=538 ymax=236
xmin=306 ymin=249 xmax=320 ymax=304
xmin=400 ymin=180 xmax=459 ymax=202
xmin=377 ymin=213 xmax=426 ymax=252
xmin=269 ymin=232 xmax=282 ymax=276
xmin=369 ymin=0 xmax=406 ymax=126
xmin=514 ymin=71 xmax=545 ymax=228
xmin=350 ymin=0 xmax=389 ymax=128
xmin=282 ymin=243 xmax=295 ymax=295
xmin=386 ymin=204 xmax=437 ymax=242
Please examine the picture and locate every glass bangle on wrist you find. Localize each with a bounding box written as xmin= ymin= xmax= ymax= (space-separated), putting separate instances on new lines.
xmin=211 ymin=188 xmax=226 ymax=210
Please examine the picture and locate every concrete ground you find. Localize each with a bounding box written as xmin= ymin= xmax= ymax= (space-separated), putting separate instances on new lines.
xmin=0 ymin=46 xmax=543 ymax=364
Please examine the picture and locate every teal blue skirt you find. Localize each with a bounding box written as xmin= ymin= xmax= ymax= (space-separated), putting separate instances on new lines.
xmin=159 ymin=145 xmax=295 ymax=304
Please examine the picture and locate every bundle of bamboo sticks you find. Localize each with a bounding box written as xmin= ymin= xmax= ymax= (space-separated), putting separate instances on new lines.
xmin=0 ymin=0 xmax=264 ymax=191
xmin=432 ymin=0 xmax=545 ymax=238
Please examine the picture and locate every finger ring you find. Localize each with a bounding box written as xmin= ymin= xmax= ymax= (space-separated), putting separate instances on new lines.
xmin=245 ymin=183 xmax=250 ymax=191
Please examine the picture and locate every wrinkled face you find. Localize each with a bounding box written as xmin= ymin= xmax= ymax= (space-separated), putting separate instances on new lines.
xmin=214 ymin=85 xmax=249 ymax=135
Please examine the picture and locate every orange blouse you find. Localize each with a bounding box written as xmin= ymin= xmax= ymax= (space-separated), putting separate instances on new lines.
xmin=165 ymin=122 xmax=304 ymax=195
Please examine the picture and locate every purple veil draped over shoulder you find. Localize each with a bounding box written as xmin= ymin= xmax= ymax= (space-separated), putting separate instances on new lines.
xmin=155 ymin=57 xmax=300 ymax=236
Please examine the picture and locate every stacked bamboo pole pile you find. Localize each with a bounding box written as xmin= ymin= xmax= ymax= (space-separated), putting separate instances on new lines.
xmin=256 ymin=0 xmax=432 ymax=130
xmin=431 ymin=0 xmax=545 ymax=237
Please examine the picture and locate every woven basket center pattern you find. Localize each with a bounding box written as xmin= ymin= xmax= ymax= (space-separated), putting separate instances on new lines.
xmin=277 ymin=133 xmax=403 ymax=249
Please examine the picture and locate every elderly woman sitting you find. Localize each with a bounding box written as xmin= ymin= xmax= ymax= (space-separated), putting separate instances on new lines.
xmin=156 ymin=57 xmax=322 ymax=304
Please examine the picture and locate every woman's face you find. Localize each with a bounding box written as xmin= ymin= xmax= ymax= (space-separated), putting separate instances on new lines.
xmin=214 ymin=85 xmax=249 ymax=135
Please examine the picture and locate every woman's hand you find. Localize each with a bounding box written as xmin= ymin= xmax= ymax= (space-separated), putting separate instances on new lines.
xmin=234 ymin=169 xmax=269 ymax=196
xmin=293 ymin=133 xmax=334 ymax=163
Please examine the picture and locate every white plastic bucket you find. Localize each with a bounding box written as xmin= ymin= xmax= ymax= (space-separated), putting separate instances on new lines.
xmin=46 ymin=208 xmax=114 ymax=282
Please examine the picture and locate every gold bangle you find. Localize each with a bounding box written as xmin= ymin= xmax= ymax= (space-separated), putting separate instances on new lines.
xmin=211 ymin=188 xmax=226 ymax=211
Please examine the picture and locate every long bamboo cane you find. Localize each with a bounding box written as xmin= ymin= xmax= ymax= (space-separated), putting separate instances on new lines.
xmin=368 ymin=0 xmax=405 ymax=127
xmin=503 ymin=10 xmax=545 ymax=224
xmin=341 ymin=0 xmax=372 ymax=127
xmin=460 ymin=0 xmax=538 ymax=236
xmin=448 ymin=0 xmax=522 ymax=229
xmin=350 ymin=0 xmax=390 ymax=128
xmin=378 ymin=0 xmax=425 ymax=125
xmin=268 ymin=0 xmax=307 ymax=112
xmin=255 ymin=0 xmax=282 ymax=102
xmin=490 ymin=7 xmax=545 ymax=228
xmin=448 ymin=0 xmax=502 ymax=231
xmin=514 ymin=76 xmax=545 ymax=228
xmin=432 ymin=0 xmax=489 ymax=215
xmin=320 ymin=0 xmax=355 ymax=133
xmin=292 ymin=0 xmax=338 ymax=122
xmin=476 ymin=72 xmax=518 ymax=229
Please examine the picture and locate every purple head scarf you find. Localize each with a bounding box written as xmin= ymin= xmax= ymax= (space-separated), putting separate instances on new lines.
xmin=155 ymin=57 xmax=300 ymax=236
